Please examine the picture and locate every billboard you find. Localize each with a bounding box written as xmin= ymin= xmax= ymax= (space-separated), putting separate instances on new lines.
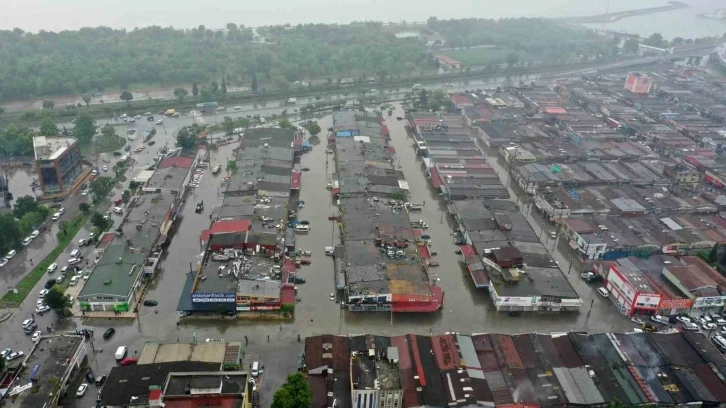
xmin=658 ymin=298 xmax=693 ymax=310
xmin=192 ymin=292 xmax=236 ymax=303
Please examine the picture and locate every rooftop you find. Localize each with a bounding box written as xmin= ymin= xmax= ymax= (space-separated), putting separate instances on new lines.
xmin=237 ymin=279 xmax=281 ymax=299
xmin=7 ymin=335 xmax=83 ymax=408
xmin=32 ymin=135 xmax=77 ymax=160
xmin=164 ymin=371 xmax=247 ymax=396
xmin=100 ymin=362 xmax=221 ymax=407
xmin=138 ymin=341 xmax=241 ymax=365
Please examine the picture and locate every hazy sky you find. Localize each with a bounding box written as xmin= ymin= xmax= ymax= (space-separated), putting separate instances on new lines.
xmin=0 ymin=0 xmax=723 ymax=39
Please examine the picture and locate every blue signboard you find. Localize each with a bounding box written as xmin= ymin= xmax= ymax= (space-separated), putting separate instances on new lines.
xmin=196 ymin=102 xmax=218 ymax=108
xmin=191 ymin=292 xmax=236 ymax=303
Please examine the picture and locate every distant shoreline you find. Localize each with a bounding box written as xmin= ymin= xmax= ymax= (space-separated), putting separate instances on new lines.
xmin=557 ymin=1 xmax=689 ymax=24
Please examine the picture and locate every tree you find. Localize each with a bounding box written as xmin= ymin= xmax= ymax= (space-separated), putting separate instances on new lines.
xmin=192 ymin=82 xmax=199 ymax=97
xmin=90 ymin=211 xmax=110 ymax=231
xmin=73 ymin=113 xmax=96 ymax=145
xmin=58 ymin=219 xmax=69 ymax=235
xmin=121 ymin=189 xmax=131 ymax=204
xmin=271 ymin=373 xmax=313 ymax=408
xmin=428 ymin=90 xmax=450 ymax=112
xmin=278 ymin=118 xmax=294 ymax=129
xmin=17 ymin=212 xmax=43 ymax=236
xmin=303 ymin=121 xmax=321 ymax=136
xmin=79 ymin=202 xmax=91 ymax=215
xmin=0 ymin=214 xmax=21 ymax=253
xmin=221 ymin=78 xmax=227 ymax=95
xmin=623 ymin=37 xmax=639 ymax=54
xmin=42 ymin=100 xmax=55 ymax=110
xmin=0 ymin=106 xmax=4 ymax=117
xmin=222 ymin=117 xmax=236 ymax=135
xmin=82 ymin=94 xmax=91 ymax=108
xmin=13 ymin=195 xmax=42 ymax=219
xmin=89 ymin=176 xmax=114 ymax=204
xmin=173 ymin=87 xmax=188 ymax=101
xmin=251 ymin=75 xmax=259 ymax=93
xmin=226 ymin=159 xmax=237 ymax=174
xmin=101 ymin=124 xmax=116 ymax=139
xmin=644 ymin=33 xmax=665 ymax=48
xmin=119 ymin=91 xmax=133 ymax=106
xmin=45 ymin=286 xmax=71 ymax=312
xmin=176 ymin=125 xmax=201 ymax=149
xmin=40 ymin=118 xmax=58 ymax=136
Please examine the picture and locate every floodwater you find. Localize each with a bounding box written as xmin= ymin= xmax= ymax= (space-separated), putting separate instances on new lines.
xmin=1 ymin=0 xmax=723 ymax=39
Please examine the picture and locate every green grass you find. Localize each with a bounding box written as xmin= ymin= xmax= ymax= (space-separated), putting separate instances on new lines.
xmin=1 ymin=213 xmax=89 ymax=307
xmin=93 ymin=133 xmax=126 ymax=154
xmin=438 ymin=47 xmax=515 ymax=66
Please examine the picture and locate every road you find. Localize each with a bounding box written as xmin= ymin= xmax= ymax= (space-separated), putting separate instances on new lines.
xmin=0 ymin=103 xmax=641 ymax=407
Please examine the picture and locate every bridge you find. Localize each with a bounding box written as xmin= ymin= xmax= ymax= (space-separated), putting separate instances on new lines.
xmin=557 ymin=1 xmax=689 ymax=24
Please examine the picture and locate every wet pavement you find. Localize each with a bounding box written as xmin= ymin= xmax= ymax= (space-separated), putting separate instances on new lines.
xmin=0 ymin=103 xmax=637 ymax=408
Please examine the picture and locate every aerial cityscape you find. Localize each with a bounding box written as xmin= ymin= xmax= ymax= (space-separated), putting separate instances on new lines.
xmin=0 ymin=1 xmax=726 ymax=407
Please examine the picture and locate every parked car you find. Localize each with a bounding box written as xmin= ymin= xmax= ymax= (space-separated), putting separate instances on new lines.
xmin=47 ymin=263 xmax=58 ymax=273
xmin=143 ymin=300 xmax=158 ymax=306
xmin=6 ymin=351 xmax=24 ymax=361
xmin=76 ymin=383 xmax=88 ymax=397
xmin=95 ymin=375 xmax=106 ymax=386
xmin=31 ymin=331 xmax=41 ymax=343
xmin=0 ymin=259 xmax=7 ymax=267
xmin=651 ymin=315 xmax=668 ymax=325
xmin=86 ymin=371 xmax=95 ymax=383
xmin=22 ymin=237 xmax=33 ymax=246
xmin=5 ymin=250 xmax=17 ymax=259
xmin=596 ymin=287 xmax=609 ymax=298
xmin=675 ymin=316 xmax=692 ymax=324
xmin=35 ymin=305 xmax=50 ymax=314
xmin=103 ymin=328 xmax=115 ymax=340
xmin=52 ymin=212 xmax=61 ymax=220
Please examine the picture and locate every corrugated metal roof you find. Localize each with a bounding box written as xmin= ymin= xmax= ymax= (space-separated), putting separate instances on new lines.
xmin=457 ymin=335 xmax=485 ymax=379
xmin=553 ymin=367 xmax=586 ymax=404
xmin=660 ymin=216 xmax=683 ymax=231
xmin=570 ymin=367 xmax=606 ymax=405
xmin=498 ymin=335 xmax=524 ymax=369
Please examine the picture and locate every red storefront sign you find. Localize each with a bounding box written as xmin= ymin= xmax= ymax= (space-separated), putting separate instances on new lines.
xmin=658 ymin=298 xmax=693 ymax=310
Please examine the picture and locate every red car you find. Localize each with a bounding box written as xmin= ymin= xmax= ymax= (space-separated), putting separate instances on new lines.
xmin=120 ymin=357 xmax=138 ymax=366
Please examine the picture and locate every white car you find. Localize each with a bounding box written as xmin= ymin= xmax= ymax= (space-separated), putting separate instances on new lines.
xmin=0 ymin=259 xmax=7 ymax=268
xmin=22 ymin=237 xmax=33 ymax=246
xmin=31 ymin=331 xmax=42 ymax=343
xmin=102 ymin=165 xmax=108 ymax=171
xmin=52 ymin=212 xmax=61 ymax=220
xmin=216 ymin=106 xmax=225 ymax=111
xmin=5 ymin=250 xmax=17 ymax=259
xmin=58 ymin=207 xmax=65 ymax=214
xmin=89 ymin=232 xmax=95 ymax=240
xmin=39 ymin=289 xmax=49 ymax=298
xmin=120 ymin=113 xmax=127 ymax=118
xmin=31 ymin=230 xmax=40 ymax=238
xmin=144 ymin=111 xmax=151 ymax=115
xmin=68 ymin=296 xmax=75 ymax=305
xmin=68 ymin=257 xmax=82 ymax=266
xmin=81 ymin=189 xmax=88 ymax=196
xmin=6 ymin=351 xmax=24 ymax=361
xmin=676 ymin=316 xmax=691 ymax=324
xmin=70 ymin=249 xmax=80 ymax=258
xmin=134 ymin=115 xmax=141 ymax=119
xmin=0 ymin=349 xmax=10 ymax=359
xmin=76 ymin=383 xmax=88 ymax=397
xmin=113 ymin=207 xmax=123 ymax=214
xmin=36 ymin=299 xmax=45 ymax=308
xmin=233 ymin=106 xmax=242 ymax=110
xmin=47 ymin=263 xmax=58 ymax=273
xmin=703 ymin=322 xmax=717 ymax=330
xmin=156 ymin=120 xmax=163 ymax=125
xmin=128 ymin=118 xmax=136 ymax=123
xmin=60 ymin=266 xmax=69 ymax=275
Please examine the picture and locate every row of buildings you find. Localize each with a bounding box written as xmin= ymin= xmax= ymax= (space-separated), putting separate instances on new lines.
xmin=77 ymin=150 xmax=199 ymax=312
xmin=176 ymin=128 xmax=301 ymax=316
xmin=406 ymin=111 xmax=582 ymax=313
xmin=305 ymin=331 xmax=726 ymax=407
xmin=330 ymin=110 xmax=443 ymax=312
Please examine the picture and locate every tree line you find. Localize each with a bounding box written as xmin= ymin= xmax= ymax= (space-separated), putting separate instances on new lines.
xmin=0 ymin=18 xmax=630 ymax=102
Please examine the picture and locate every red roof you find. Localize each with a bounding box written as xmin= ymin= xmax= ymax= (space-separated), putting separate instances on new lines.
xmin=432 ymin=334 xmax=460 ymax=370
xmin=381 ymin=125 xmax=390 ymax=136
xmin=429 ymin=167 xmax=442 ymax=188
xmin=200 ymin=219 xmax=251 ymax=243
xmin=387 ymin=146 xmax=396 ymax=154
xmin=291 ymin=171 xmax=301 ymax=190
xmin=158 ymin=156 xmax=194 ymax=169
xmin=460 ymin=245 xmax=476 ymax=259
xmin=434 ymin=54 xmax=462 ymax=65
xmin=542 ymin=107 xmax=566 ymax=115
xmin=392 ymin=286 xmax=443 ymax=312
xmin=281 ymin=284 xmax=296 ymax=305
xmin=163 ymin=397 xmax=243 ymax=408
xmin=450 ymin=94 xmax=473 ymax=106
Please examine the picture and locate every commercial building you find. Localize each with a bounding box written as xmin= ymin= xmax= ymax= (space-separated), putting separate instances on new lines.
xmin=662 ymin=256 xmax=726 ymax=317
xmin=99 ymin=361 xmax=250 ymax=408
xmin=306 ymin=331 xmax=726 ymax=407
xmin=603 ymin=263 xmax=661 ymax=317
xmin=33 ymin=135 xmax=84 ymax=193
xmin=78 ymin=152 xmax=195 ymax=311
xmin=178 ymin=127 xmax=298 ymax=316
xmin=333 ymin=111 xmax=442 ymax=312
xmin=139 ymin=341 xmax=243 ymax=370
xmin=3 ymin=335 xmax=86 ymax=408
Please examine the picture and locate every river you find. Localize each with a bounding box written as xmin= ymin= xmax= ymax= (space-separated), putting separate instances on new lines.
xmin=1 ymin=0 xmax=724 ymax=39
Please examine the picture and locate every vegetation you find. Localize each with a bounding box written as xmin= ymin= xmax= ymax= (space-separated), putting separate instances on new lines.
xmin=0 ymin=123 xmax=35 ymax=156
xmin=91 ymin=211 xmax=112 ymax=231
xmin=94 ymin=125 xmax=125 ymax=153
xmin=0 ymin=23 xmax=432 ymax=100
xmin=89 ymin=176 xmax=114 ymax=204
xmin=302 ymin=121 xmax=321 ymax=136
xmin=271 ymin=373 xmax=313 ymax=408
xmin=177 ymin=124 xmax=203 ymax=149
xmin=1 ymin=213 xmax=88 ymax=307
xmin=226 ymin=159 xmax=238 ymax=174
xmin=44 ymin=286 xmax=71 ymax=312
xmin=0 ymin=196 xmax=50 ymax=254
xmin=413 ymin=89 xmax=451 ymax=112
xmin=78 ymin=202 xmax=91 ymax=215
xmin=438 ymin=47 xmax=515 ymax=67
xmin=426 ymin=17 xmax=614 ymax=62
xmin=278 ymin=118 xmax=294 ymax=129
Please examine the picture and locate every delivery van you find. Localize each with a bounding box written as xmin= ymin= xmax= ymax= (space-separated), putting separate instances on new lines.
xmin=251 ymin=361 xmax=260 ymax=377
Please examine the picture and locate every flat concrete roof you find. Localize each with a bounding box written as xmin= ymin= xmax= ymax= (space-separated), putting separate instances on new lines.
xmin=33 ymin=135 xmax=77 ymax=160
xmin=138 ymin=342 xmax=239 ymax=365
